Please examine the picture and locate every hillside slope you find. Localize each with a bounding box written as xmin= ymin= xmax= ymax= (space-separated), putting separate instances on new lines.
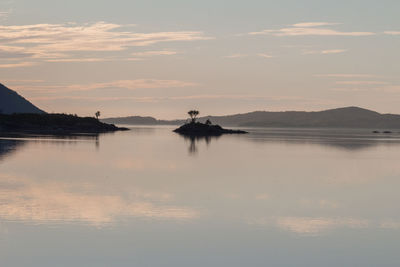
xmin=0 ymin=83 xmax=45 ymax=114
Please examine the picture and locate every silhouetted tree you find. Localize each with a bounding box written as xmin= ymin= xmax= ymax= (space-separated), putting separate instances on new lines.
xmin=205 ymin=119 xmax=212 ymax=125
xmin=188 ymin=110 xmax=199 ymax=123
xmin=95 ymin=111 xmax=101 ymax=120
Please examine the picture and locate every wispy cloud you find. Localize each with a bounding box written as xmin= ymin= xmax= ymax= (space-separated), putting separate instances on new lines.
xmin=17 ymin=79 xmax=198 ymax=93
xmin=384 ymin=31 xmax=400 ymax=35
xmin=225 ymin=53 xmax=247 ymax=58
xmin=336 ymin=81 xmax=389 ymax=85
xmin=276 ymin=217 xmax=368 ymax=234
xmin=131 ymin=50 xmax=178 ymax=57
xmin=315 ymin=74 xmax=377 ymax=78
xmin=0 ymin=22 xmax=211 ymax=65
xmin=258 ymin=53 xmax=274 ymax=58
xmin=45 ymin=58 xmax=112 ymax=63
xmin=0 ymin=62 xmax=36 ymax=68
xmin=250 ymin=22 xmax=375 ymax=37
xmin=303 ymin=49 xmax=347 ymax=55
xmin=292 ymin=22 xmax=340 ymax=27
xmin=0 ymin=9 xmax=11 ymax=20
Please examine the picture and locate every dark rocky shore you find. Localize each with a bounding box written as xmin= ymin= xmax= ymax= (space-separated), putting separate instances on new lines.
xmin=174 ymin=122 xmax=248 ymax=136
xmin=0 ymin=113 xmax=128 ymax=135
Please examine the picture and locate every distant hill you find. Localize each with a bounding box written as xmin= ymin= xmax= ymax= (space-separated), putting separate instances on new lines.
xmin=102 ymin=116 xmax=184 ymax=125
xmin=0 ymin=83 xmax=45 ymax=114
xmin=103 ymin=107 xmax=400 ymax=129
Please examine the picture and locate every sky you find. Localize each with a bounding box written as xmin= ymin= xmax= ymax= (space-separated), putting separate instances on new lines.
xmin=0 ymin=0 xmax=399 ymax=119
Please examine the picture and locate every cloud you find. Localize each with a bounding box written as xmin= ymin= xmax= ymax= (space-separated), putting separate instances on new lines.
xmin=303 ymin=49 xmax=347 ymax=55
xmin=248 ymin=216 xmax=368 ymax=235
xmin=45 ymin=58 xmax=112 ymax=63
xmin=17 ymin=79 xmax=197 ymax=93
xmin=131 ymin=50 xmax=178 ymax=57
xmin=292 ymin=22 xmax=340 ymax=27
xmin=0 ymin=22 xmax=211 ymax=65
xmin=384 ymin=31 xmax=400 ymax=35
xmin=315 ymin=74 xmax=377 ymax=78
xmin=380 ymin=220 xmax=400 ymax=229
xmin=3 ymin=79 xmax=44 ymax=84
xmin=250 ymin=22 xmax=375 ymax=36
xmin=0 ymin=62 xmax=36 ymax=68
xmin=336 ymin=81 xmax=389 ymax=85
xmin=0 ymin=10 xmax=11 ymax=20
xmin=225 ymin=53 xmax=247 ymax=58
xmin=258 ymin=53 xmax=274 ymax=58
xmin=276 ymin=217 xmax=368 ymax=234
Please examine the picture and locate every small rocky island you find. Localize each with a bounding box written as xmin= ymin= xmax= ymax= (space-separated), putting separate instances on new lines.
xmin=174 ymin=110 xmax=248 ymax=136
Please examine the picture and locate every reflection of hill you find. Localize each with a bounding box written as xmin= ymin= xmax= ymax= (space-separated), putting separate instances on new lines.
xmin=0 ymin=139 xmax=26 ymax=161
xmin=0 ymin=134 xmax=105 ymax=161
xmin=245 ymin=129 xmax=400 ymax=151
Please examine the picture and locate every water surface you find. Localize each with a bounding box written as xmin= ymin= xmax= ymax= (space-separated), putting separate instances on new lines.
xmin=1 ymin=126 xmax=400 ymax=266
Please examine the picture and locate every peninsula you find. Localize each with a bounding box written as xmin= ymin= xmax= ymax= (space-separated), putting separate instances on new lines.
xmin=0 ymin=83 xmax=127 ymax=134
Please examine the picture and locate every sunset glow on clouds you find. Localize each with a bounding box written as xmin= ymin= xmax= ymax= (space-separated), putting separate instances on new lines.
xmin=0 ymin=22 xmax=210 ymax=64
xmin=0 ymin=0 xmax=399 ymax=118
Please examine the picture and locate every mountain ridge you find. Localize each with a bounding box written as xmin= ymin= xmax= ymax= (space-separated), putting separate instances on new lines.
xmin=102 ymin=107 xmax=400 ymax=129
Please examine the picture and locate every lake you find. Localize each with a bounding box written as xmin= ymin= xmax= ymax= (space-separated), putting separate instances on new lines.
xmin=1 ymin=126 xmax=400 ymax=266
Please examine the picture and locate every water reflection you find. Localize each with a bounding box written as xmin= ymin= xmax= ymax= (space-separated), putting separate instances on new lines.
xmin=0 ymin=134 xmax=102 ymax=161
xmin=245 ymin=128 xmax=400 ymax=151
xmin=179 ymin=135 xmax=220 ymax=155
xmin=0 ymin=172 xmax=197 ymax=226
xmin=0 ymin=139 xmax=26 ymax=161
xmin=1 ymin=126 xmax=400 ymax=266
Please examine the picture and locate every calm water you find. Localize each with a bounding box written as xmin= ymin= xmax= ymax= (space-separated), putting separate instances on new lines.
xmin=1 ymin=126 xmax=400 ymax=266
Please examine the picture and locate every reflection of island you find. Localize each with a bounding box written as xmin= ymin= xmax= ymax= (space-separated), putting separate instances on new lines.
xmin=180 ymin=135 xmax=219 ymax=155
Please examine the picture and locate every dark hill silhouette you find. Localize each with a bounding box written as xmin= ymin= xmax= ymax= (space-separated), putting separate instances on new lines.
xmin=0 ymin=113 xmax=128 ymax=134
xmin=103 ymin=107 xmax=400 ymax=129
xmin=0 ymin=83 xmax=45 ymax=114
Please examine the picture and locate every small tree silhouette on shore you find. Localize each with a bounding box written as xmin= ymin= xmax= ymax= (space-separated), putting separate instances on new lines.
xmin=95 ymin=111 xmax=101 ymax=120
xmin=188 ymin=110 xmax=199 ymax=123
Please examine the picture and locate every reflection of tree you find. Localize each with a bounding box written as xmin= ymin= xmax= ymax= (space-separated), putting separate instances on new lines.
xmin=180 ymin=135 xmax=218 ymax=155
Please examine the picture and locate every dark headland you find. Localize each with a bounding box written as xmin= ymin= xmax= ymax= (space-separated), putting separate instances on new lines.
xmin=0 ymin=113 xmax=128 ymax=135
xmin=0 ymin=83 xmax=127 ymax=135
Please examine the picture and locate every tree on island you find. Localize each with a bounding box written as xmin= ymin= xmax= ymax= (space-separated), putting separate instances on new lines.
xmin=188 ymin=110 xmax=199 ymax=123
xmin=95 ymin=111 xmax=101 ymax=120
